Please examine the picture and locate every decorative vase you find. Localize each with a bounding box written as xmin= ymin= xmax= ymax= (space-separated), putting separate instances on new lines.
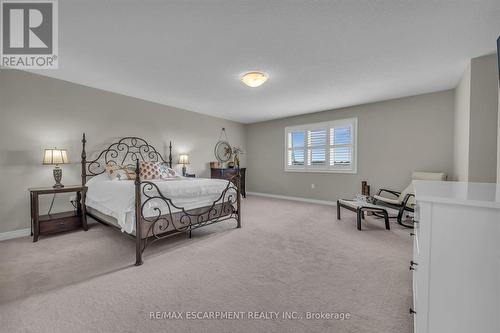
xmin=234 ymin=154 xmax=240 ymax=168
xmin=53 ymin=165 xmax=64 ymax=188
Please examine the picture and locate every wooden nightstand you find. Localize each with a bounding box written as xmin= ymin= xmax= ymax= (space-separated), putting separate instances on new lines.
xmin=29 ymin=185 xmax=88 ymax=242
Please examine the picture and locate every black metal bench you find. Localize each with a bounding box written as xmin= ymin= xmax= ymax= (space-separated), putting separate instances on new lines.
xmin=337 ymin=199 xmax=390 ymax=230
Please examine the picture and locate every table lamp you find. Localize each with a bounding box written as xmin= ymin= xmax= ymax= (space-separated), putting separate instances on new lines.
xmin=178 ymin=154 xmax=190 ymax=176
xmin=43 ymin=148 xmax=69 ymax=188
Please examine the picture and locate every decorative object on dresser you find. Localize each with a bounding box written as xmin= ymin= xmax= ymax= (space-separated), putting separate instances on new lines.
xmin=361 ymin=181 xmax=370 ymax=196
xmin=214 ymin=127 xmax=232 ymax=164
xmin=209 ymin=161 xmax=221 ymax=168
xmin=29 ymin=185 xmax=88 ymax=242
xmin=211 ymin=167 xmax=246 ymax=198
xmin=411 ymin=181 xmax=500 ymax=333
xmin=214 ymin=141 xmax=232 ymax=163
xmin=43 ymin=148 xmax=69 ymax=188
xmin=178 ymin=154 xmax=190 ymax=176
xmin=232 ymin=146 xmax=244 ymax=168
xmin=185 ymin=173 xmax=196 ymax=178
xmin=81 ymin=134 xmax=241 ymax=266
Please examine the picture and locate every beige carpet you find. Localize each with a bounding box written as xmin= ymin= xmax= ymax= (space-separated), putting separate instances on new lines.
xmin=0 ymin=196 xmax=413 ymax=333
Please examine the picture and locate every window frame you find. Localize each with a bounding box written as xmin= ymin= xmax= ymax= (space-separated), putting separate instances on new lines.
xmin=284 ymin=117 xmax=358 ymax=174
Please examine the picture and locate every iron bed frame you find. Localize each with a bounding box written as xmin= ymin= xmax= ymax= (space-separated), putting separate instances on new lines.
xmin=80 ymin=134 xmax=241 ymax=266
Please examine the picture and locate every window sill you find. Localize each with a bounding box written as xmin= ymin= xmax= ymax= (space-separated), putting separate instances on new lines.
xmin=284 ymin=168 xmax=357 ymax=174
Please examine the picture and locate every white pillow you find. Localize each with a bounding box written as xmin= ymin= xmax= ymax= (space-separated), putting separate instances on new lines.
xmin=86 ymin=172 xmax=112 ymax=186
xmin=159 ymin=163 xmax=179 ymax=179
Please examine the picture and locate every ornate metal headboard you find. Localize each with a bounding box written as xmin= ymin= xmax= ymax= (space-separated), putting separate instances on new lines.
xmin=81 ymin=133 xmax=173 ymax=185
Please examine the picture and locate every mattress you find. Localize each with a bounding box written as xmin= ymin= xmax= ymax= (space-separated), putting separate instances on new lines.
xmin=85 ymin=173 xmax=236 ymax=234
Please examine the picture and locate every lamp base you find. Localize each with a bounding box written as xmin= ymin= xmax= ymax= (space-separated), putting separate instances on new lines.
xmin=53 ymin=166 xmax=64 ymax=188
xmin=182 ymin=165 xmax=187 ymax=177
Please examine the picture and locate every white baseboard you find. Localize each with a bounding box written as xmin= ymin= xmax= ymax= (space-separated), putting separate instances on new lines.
xmin=0 ymin=228 xmax=31 ymax=241
xmin=247 ymin=192 xmax=336 ymax=206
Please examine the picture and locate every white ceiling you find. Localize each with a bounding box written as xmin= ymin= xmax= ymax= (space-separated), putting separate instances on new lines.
xmin=32 ymin=0 xmax=500 ymax=123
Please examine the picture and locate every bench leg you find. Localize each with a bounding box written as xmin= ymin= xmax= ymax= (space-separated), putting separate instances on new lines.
xmin=356 ymin=208 xmax=362 ymax=230
xmin=337 ymin=200 xmax=341 ymax=220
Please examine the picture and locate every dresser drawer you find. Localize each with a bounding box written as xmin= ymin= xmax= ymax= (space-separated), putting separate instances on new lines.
xmin=413 ymin=204 xmax=420 ymax=258
xmin=412 ymin=268 xmax=418 ymax=330
xmin=211 ymin=169 xmax=237 ymax=179
xmin=410 ymin=270 xmax=422 ymax=333
xmin=413 ymin=204 xmax=420 ymax=236
xmin=413 ymin=234 xmax=420 ymax=261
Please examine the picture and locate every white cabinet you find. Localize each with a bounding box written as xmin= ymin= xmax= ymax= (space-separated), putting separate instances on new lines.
xmin=412 ymin=181 xmax=500 ymax=333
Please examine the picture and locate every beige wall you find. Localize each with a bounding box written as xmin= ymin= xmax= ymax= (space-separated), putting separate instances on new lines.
xmin=468 ymin=54 xmax=498 ymax=182
xmin=1 ymin=56 xmax=497 ymax=234
xmin=498 ymin=85 xmax=500 ymax=183
xmin=453 ymin=64 xmax=471 ymax=181
xmin=0 ymin=70 xmax=246 ymax=233
xmin=452 ymin=54 xmax=498 ymax=183
xmin=246 ymin=90 xmax=455 ymax=201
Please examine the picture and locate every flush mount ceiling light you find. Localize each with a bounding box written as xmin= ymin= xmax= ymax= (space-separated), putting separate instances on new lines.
xmin=240 ymin=71 xmax=268 ymax=88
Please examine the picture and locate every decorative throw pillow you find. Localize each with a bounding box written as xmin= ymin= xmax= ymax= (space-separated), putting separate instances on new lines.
xmin=159 ymin=163 xmax=178 ymax=179
xmin=105 ymin=164 xmax=136 ymax=181
xmin=139 ymin=161 xmax=162 ymax=180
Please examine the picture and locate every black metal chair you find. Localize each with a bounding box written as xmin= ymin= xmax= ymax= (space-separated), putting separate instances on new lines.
xmin=373 ymin=189 xmax=415 ymax=227
xmin=373 ymin=172 xmax=447 ymax=228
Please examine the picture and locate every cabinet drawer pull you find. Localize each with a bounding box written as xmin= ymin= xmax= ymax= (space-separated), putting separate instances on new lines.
xmin=409 ymin=308 xmax=417 ymax=315
xmin=410 ymin=260 xmax=418 ymax=266
xmin=410 ymin=232 xmax=415 ymax=236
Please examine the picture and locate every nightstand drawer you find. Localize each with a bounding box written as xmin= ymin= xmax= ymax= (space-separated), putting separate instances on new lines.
xmin=39 ymin=212 xmax=82 ymax=234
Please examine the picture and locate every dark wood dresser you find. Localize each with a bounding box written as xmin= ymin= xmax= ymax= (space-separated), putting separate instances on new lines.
xmin=210 ymin=168 xmax=246 ymax=198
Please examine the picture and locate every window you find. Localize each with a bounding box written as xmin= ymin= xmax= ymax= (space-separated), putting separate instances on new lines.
xmin=285 ymin=118 xmax=357 ymax=173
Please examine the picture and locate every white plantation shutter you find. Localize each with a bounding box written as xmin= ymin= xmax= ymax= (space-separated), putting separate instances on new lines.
xmin=287 ymin=131 xmax=305 ymax=167
xmin=307 ymin=129 xmax=327 ymax=166
xmin=331 ymin=147 xmax=351 ymax=166
xmin=285 ymin=118 xmax=357 ymax=173
xmin=288 ymin=149 xmax=305 ymax=166
xmin=330 ymin=126 xmax=352 ymax=168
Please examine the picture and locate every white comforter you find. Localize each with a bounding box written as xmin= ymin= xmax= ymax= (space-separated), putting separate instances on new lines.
xmin=85 ymin=174 xmax=234 ymax=233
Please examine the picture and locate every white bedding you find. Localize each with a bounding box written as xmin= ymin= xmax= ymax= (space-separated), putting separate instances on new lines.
xmin=85 ymin=173 xmax=234 ymax=234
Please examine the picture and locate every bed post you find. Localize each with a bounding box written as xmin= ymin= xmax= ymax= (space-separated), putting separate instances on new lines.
xmin=134 ymin=159 xmax=143 ymax=266
xmin=81 ymin=133 xmax=87 ymax=186
xmin=168 ymin=141 xmax=173 ymax=167
xmin=236 ymin=170 xmax=241 ymax=228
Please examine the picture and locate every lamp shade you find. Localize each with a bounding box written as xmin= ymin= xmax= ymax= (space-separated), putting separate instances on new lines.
xmin=179 ymin=154 xmax=190 ymax=165
xmin=43 ymin=149 xmax=69 ymax=165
